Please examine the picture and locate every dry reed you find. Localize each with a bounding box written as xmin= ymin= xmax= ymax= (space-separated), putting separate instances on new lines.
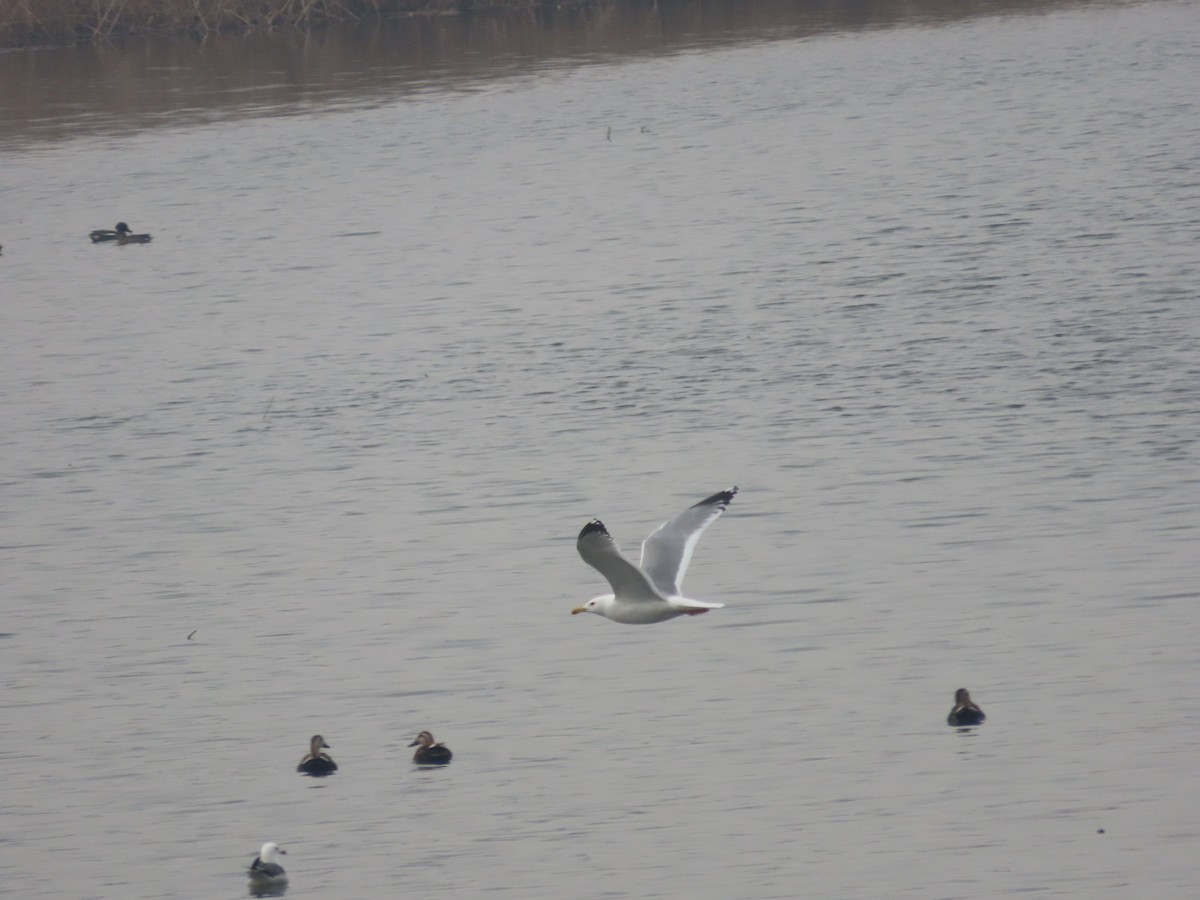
xmin=0 ymin=0 xmax=545 ymax=48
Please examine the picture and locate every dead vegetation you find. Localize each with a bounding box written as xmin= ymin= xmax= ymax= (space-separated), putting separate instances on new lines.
xmin=0 ymin=0 xmax=553 ymax=47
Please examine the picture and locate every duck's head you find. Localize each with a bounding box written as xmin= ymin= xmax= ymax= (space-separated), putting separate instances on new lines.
xmin=259 ymin=842 xmax=286 ymax=863
xmin=310 ymin=734 xmax=331 ymax=752
xmin=115 ymin=222 xmax=131 ymax=234
xmin=409 ymin=731 xmax=436 ymax=748
xmin=954 ymin=688 xmax=972 ymax=705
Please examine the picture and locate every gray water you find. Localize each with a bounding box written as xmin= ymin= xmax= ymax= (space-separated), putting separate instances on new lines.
xmin=2 ymin=1 xmax=1199 ymax=897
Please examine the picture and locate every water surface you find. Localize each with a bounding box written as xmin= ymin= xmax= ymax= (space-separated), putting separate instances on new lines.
xmin=2 ymin=1 xmax=1198 ymax=897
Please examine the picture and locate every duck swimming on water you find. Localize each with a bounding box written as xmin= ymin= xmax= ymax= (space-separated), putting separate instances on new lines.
xmin=116 ymin=223 xmax=152 ymax=244
xmin=409 ymin=731 xmax=452 ymax=765
xmin=89 ymin=223 xmax=126 ymax=242
xmin=296 ymin=734 xmax=337 ymax=776
xmin=247 ymin=841 xmax=287 ymax=889
xmin=90 ymin=222 xmax=152 ymax=243
xmin=947 ymin=688 xmax=986 ymax=727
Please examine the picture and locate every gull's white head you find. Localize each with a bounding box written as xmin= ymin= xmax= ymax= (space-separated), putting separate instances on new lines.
xmin=571 ymin=595 xmax=614 ymax=617
xmin=259 ymin=842 xmax=286 ymax=863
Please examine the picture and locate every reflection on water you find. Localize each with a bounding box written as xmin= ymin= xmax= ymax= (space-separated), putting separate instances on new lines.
xmin=248 ymin=884 xmax=288 ymax=898
xmin=248 ymin=883 xmax=288 ymax=899
xmin=0 ymin=0 xmax=1105 ymax=147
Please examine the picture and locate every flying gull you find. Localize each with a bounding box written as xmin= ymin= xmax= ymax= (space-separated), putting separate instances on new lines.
xmin=572 ymin=487 xmax=737 ymax=625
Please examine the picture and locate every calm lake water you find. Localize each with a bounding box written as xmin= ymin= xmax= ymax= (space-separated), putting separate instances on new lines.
xmin=2 ymin=0 xmax=1198 ymax=897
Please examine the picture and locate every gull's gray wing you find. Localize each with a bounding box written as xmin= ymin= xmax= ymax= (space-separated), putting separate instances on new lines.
xmin=639 ymin=487 xmax=737 ymax=596
xmin=577 ymin=519 xmax=666 ymax=602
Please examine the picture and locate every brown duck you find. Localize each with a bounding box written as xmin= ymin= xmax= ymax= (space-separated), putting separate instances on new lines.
xmin=297 ymin=734 xmax=337 ymax=776
xmin=409 ymin=730 xmax=452 ymax=765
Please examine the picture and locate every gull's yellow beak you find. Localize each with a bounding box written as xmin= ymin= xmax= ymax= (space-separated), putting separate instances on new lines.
xmin=571 ymin=606 xmax=588 ymax=615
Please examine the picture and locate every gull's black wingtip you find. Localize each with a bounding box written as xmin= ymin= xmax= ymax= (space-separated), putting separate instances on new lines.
xmin=692 ymin=486 xmax=738 ymax=510
xmin=579 ymin=518 xmax=609 ymax=540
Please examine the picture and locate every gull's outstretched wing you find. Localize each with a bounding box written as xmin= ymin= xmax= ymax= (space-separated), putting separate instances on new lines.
xmin=639 ymin=487 xmax=737 ymax=596
xmin=577 ymin=520 xmax=665 ymax=602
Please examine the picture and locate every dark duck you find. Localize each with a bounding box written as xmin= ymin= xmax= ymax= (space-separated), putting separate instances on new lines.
xmin=947 ymin=688 xmax=986 ymax=727
xmin=409 ymin=730 xmax=453 ymax=765
xmin=296 ymin=734 xmax=337 ymax=776
xmin=90 ymin=222 xmax=151 ymax=243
